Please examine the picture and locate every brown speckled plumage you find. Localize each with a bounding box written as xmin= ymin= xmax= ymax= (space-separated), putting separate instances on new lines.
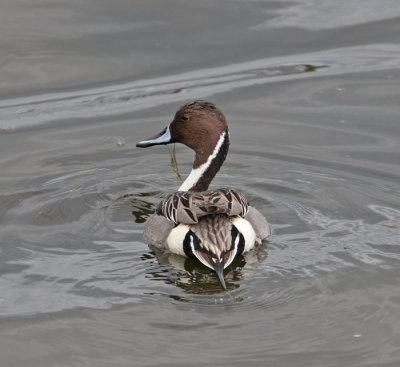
xmin=189 ymin=214 xmax=240 ymax=274
xmin=156 ymin=188 xmax=248 ymax=224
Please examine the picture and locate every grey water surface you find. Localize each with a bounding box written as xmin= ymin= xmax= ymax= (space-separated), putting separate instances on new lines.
xmin=1 ymin=0 xmax=400 ymax=366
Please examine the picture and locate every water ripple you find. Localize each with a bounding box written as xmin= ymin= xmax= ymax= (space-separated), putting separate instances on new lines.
xmin=1 ymin=44 xmax=400 ymax=129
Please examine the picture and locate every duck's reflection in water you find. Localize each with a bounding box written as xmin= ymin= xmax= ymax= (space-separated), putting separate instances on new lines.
xmin=143 ymin=243 xmax=268 ymax=295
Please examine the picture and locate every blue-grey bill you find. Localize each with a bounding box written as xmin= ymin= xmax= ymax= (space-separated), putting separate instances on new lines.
xmin=136 ymin=126 xmax=172 ymax=147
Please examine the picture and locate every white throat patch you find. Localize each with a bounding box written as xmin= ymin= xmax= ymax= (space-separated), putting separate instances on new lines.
xmin=178 ymin=131 xmax=226 ymax=192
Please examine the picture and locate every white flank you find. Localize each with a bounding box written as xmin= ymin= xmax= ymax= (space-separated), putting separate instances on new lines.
xmin=178 ymin=131 xmax=226 ymax=191
xmin=231 ymin=217 xmax=256 ymax=253
xmin=166 ymin=224 xmax=190 ymax=256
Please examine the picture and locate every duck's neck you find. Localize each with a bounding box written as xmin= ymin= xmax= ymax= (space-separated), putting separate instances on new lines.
xmin=178 ymin=131 xmax=229 ymax=192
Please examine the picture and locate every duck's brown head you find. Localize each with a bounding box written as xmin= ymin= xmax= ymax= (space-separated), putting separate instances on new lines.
xmin=137 ymin=101 xmax=230 ymax=191
xmin=169 ymin=101 xmax=227 ymax=156
xmin=137 ymin=101 xmax=227 ymax=162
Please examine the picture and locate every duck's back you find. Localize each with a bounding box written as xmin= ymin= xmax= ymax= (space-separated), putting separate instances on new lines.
xmin=144 ymin=200 xmax=269 ymax=248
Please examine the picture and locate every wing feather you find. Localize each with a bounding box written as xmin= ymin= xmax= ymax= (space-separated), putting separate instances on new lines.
xmin=156 ymin=188 xmax=249 ymax=224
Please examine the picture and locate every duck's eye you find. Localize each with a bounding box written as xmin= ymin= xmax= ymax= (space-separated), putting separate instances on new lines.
xmin=182 ymin=114 xmax=189 ymax=121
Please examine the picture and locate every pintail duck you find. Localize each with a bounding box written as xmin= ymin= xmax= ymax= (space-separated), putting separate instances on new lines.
xmin=136 ymin=101 xmax=270 ymax=288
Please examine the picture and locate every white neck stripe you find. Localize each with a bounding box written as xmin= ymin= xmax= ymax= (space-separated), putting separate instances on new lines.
xmin=178 ymin=131 xmax=226 ymax=191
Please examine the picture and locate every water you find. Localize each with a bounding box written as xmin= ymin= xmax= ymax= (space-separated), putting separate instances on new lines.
xmin=1 ymin=0 xmax=400 ymax=366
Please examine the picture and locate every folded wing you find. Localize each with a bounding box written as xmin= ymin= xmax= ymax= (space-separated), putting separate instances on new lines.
xmin=156 ymin=188 xmax=249 ymax=224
